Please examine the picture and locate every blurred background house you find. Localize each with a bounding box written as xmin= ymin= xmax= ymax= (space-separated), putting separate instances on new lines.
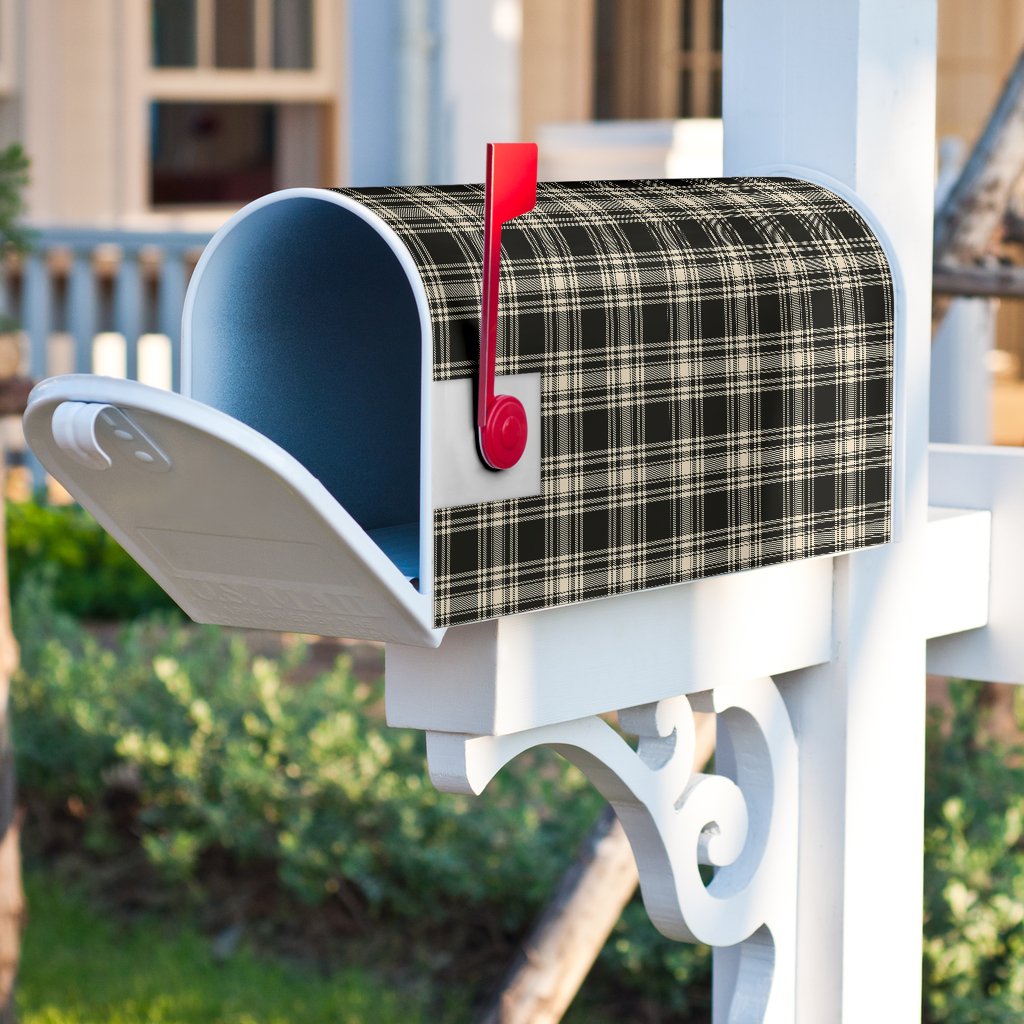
xmin=4 ymin=0 xmax=1016 ymax=219
xmin=0 ymin=0 xmax=1020 ymax=460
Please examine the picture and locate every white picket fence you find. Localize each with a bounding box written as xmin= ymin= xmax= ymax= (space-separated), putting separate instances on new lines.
xmin=1 ymin=227 xmax=212 ymax=483
xmin=7 ymin=227 xmax=212 ymax=391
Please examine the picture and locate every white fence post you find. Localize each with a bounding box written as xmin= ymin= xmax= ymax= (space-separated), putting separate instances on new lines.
xmin=932 ymin=133 xmax=996 ymax=447
xmin=1 ymin=228 xmax=211 ymax=488
xmin=157 ymin=252 xmax=187 ymax=394
xmin=931 ymin=297 xmax=995 ymax=444
xmin=67 ymin=251 xmax=98 ymax=376
xmin=112 ymin=249 xmax=142 ymax=383
xmin=723 ymin=0 xmax=936 ymax=1019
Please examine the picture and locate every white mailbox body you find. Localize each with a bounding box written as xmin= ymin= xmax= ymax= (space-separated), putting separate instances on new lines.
xmin=24 ymin=175 xmax=902 ymax=739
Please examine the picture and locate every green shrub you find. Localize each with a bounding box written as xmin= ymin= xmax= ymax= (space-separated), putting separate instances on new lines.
xmin=7 ymin=499 xmax=179 ymax=619
xmin=13 ymin=575 xmax=576 ymax=913
xmin=11 ymin=575 xmax=711 ymax=1013
xmin=18 ymin=484 xmax=1024 ymax=1023
xmin=24 ymin=546 xmax=1024 ymax=1019
xmin=589 ymin=900 xmax=711 ymax=1020
xmin=922 ymin=681 xmax=1024 ymax=1022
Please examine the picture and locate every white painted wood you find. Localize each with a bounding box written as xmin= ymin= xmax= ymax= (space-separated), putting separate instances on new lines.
xmin=723 ymin=2 xmax=935 ymax=1021
xmin=430 ymin=374 xmax=541 ymax=507
xmin=438 ymin=0 xmax=522 ymax=183
xmin=536 ymin=119 xmax=723 ymax=181
xmin=387 ymin=555 xmax=832 ymax=735
xmin=931 ymin=299 xmax=995 ymax=445
xmin=925 ymin=507 xmax=991 ymax=640
xmin=928 ymin=445 xmax=1024 ymax=683
xmin=427 ymin=676 xmax=798 ymax=1022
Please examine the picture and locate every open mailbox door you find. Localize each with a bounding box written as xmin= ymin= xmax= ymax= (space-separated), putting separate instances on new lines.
xmin=23 ymin=374 xmax=441 ymax=647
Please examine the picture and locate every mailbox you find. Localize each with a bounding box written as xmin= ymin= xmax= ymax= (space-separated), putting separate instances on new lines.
xmin=24 ymin=160 xmax=895 ymax=647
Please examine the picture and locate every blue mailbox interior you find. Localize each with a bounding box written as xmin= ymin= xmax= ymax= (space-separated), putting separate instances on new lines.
xmin=186 ymin=195 xmax=423 ymax=581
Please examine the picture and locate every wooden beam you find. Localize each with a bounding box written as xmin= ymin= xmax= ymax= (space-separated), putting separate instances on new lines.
xmin=933 ymin=264 xmax=1024 ymax=298
xmin=935 ymin=48 xmax=1024 ymax=265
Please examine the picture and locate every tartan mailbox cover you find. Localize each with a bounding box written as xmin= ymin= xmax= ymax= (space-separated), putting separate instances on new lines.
xmin=23 ymin=174 xmax=894 ymax=645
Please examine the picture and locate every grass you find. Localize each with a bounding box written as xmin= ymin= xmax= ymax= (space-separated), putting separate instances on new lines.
xmin=17 ymin=873 xmax=462 ymax=1024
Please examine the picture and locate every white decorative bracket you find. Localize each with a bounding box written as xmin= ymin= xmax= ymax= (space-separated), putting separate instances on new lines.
xmin=928 ymin=445 xmax=1024 ymax=683
xmin=426 ymin=675 xmax=798 ymax=1024
xmin=387 ymin=471 xmax=1000 ymax=1024
xmin=395 ymin=486 xmax=999 ymax=1023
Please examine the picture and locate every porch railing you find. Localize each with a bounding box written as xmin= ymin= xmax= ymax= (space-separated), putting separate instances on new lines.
xmin=8 ymin=226 xmax=213 ymax=394
xmin=2 ymin=226 xmax=213 ymax=486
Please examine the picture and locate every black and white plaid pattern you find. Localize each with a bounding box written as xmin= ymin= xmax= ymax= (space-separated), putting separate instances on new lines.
xmin=337 ymin=179 xmax=894 ymax=629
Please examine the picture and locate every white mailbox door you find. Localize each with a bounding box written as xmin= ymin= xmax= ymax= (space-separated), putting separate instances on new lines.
xmin=23 ymin=375 xmax=441 ymax=647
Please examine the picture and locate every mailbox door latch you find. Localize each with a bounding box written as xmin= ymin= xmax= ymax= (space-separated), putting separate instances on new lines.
xmin=52 ymin=402 xmax=172 ymax=473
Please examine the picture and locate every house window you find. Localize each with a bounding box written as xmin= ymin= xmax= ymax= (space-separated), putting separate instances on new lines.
xmin=273 ymin=0 xmax=314 ymax=69
xmin=149 ymin=100 xmax=328 ymax=207
xmin=145 ymin=0 xmax=334 ymax=209
xmin=151 ymin=0 xmax=314 ymax=71
xmin=594 ymin=0 xmax=722 ymax=120
xmin=153 ymin=0 xmax=197 ymax=67
xmin=150 ymin=102 xmax=275 ymax=204
xmin=214 ymin=0 xmax=256 ymax=68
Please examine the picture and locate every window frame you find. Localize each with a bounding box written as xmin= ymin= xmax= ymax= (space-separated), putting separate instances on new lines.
xmin=594 ymin=0 xmax=722 ymax=120
xmin=0 ymin=0 xmax=17 ymax=95
xmin=121 ymin=0 xmax=341 ymax=221
xmin=148 ymin=0 xmax=335 ymax=103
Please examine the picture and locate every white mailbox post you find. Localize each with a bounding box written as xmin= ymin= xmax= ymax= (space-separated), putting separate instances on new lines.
xmin=21 ymin=1 xmax=1024 ymax=1020
xmin=725 ymin=3 xmax=934 ymax=1020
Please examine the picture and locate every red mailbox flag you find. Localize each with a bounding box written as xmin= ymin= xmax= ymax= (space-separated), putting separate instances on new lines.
xmin=477 ymin=142 xmax=538 ymax=470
